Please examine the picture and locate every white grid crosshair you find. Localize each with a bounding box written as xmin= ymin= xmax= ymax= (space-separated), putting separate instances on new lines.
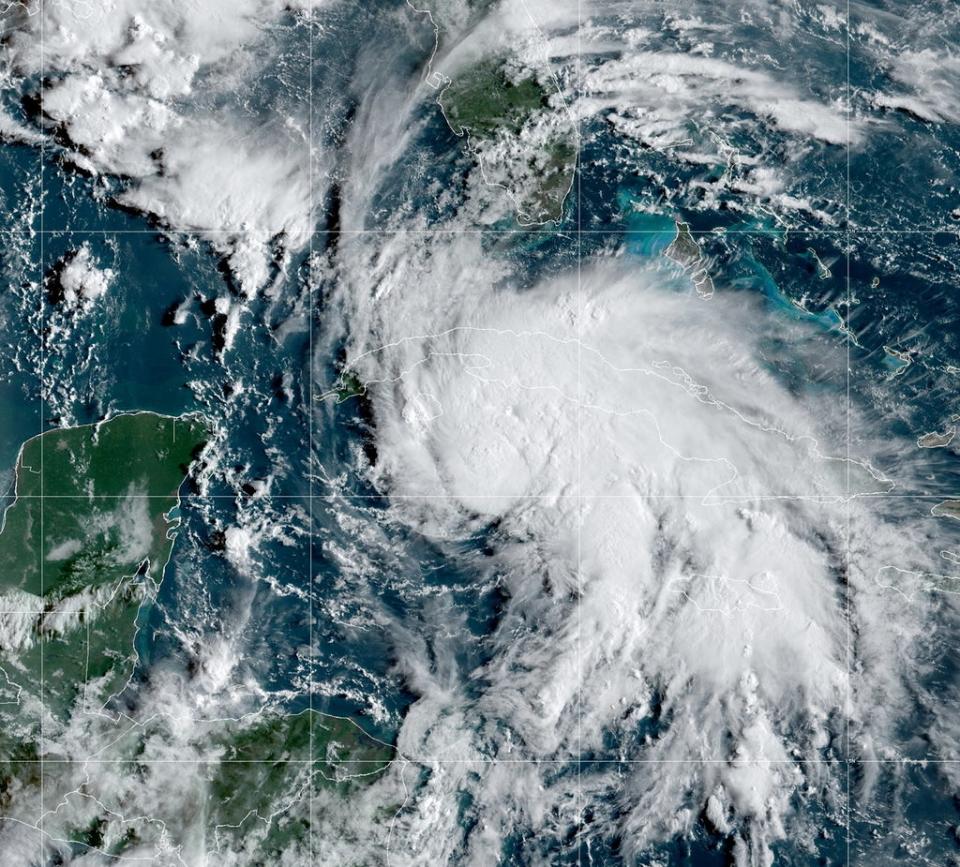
xmin=20 ymin=1 xmax=959 ymax=864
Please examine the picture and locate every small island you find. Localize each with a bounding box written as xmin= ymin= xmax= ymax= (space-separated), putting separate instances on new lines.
xmin=932 ymin=500 xmax=960 ymax=521
xmin=917 ymin=421 xmax=957 ymax=449
xmin=665 ymin=222 xmax=715 ymax=298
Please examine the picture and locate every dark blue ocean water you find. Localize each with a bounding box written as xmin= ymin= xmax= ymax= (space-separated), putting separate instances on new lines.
xmin=2 ymin=7 xmax=960 ymax=857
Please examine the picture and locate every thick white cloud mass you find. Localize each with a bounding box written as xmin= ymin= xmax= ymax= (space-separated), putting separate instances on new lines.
xmin=55 ymin=243 xmax=114 ymax=312
xmin=3 ymin=0 xmax=318 ymax=296
xmin=0 ymin=0 xmax=955 ymax=864
xmin=851 ymin=0 xmax=960 ymax=126
xmin=580 ymin=51 xmax=855 ymax=147
xmin=315 ymin=226 xmax=958 ymax=865
xmin=353 ymin=265 xmax=886 ymax=505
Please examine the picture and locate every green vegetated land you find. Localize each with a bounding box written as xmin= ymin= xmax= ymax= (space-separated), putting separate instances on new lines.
xmin=0 ymin=412 xmax=209 ymax=723
xmin=208 ymin=710 xmax=394 ymax=856
xmin=334 ymin=370 xmax=367 ymax=404
xmin=44 ymin=708 xmax=395 ymax=859
xmin=0 ymin=413 xmax=397 ymax=859
xmin=440 ymin=60 xmax=548 ymax=137
xmin=439 ymin=58 xmax=576 ymax=223
xmin=50 ymin=707 xmax=396 ymax=859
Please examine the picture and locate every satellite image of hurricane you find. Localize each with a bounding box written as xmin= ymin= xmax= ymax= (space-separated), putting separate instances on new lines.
xmin=0 ymin=0 xmax=959 ymax=865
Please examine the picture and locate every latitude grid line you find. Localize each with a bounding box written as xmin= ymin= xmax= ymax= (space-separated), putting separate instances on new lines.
xmin=7 ymin=493 xmax=957 ymax=499
xmin=7 ymin=758 xmax=958 ymax=765
xmin=12 ymin=227 xmax=960 ymax=235
xmin=14 ymin=10 xmax=950 ymax=867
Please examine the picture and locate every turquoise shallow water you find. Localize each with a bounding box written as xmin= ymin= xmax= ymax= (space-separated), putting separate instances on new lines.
xmin=1 ymin=133 xmax=956 ymax=865
xmin=2 ymin=1 xmax=960 ymax=861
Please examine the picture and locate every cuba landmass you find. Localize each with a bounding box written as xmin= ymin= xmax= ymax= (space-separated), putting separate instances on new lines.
xmin=0 ymin=412 xmax=394 ymax=862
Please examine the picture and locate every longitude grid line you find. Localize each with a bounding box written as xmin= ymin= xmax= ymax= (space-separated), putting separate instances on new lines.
xmin=576 ymin=0 xmax=583 ymax=861
xmin=308 ymin=4 xmax=315 ymax=863
xmin=39 ymin=0 xmax=45 ymax=862
xmin=17 ymin=11 xmax=934 ymax=867
xmin=845 ymin=2 xmax=852 ymax=864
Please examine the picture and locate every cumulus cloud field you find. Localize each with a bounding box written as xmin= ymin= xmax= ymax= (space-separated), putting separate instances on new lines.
xmin=0 ymin=0 xmax=957 ymax=864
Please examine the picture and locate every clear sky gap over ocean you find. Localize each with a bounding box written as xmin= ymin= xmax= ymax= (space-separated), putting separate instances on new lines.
xmin=0 ymin=1 xmax=958 ymax=864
